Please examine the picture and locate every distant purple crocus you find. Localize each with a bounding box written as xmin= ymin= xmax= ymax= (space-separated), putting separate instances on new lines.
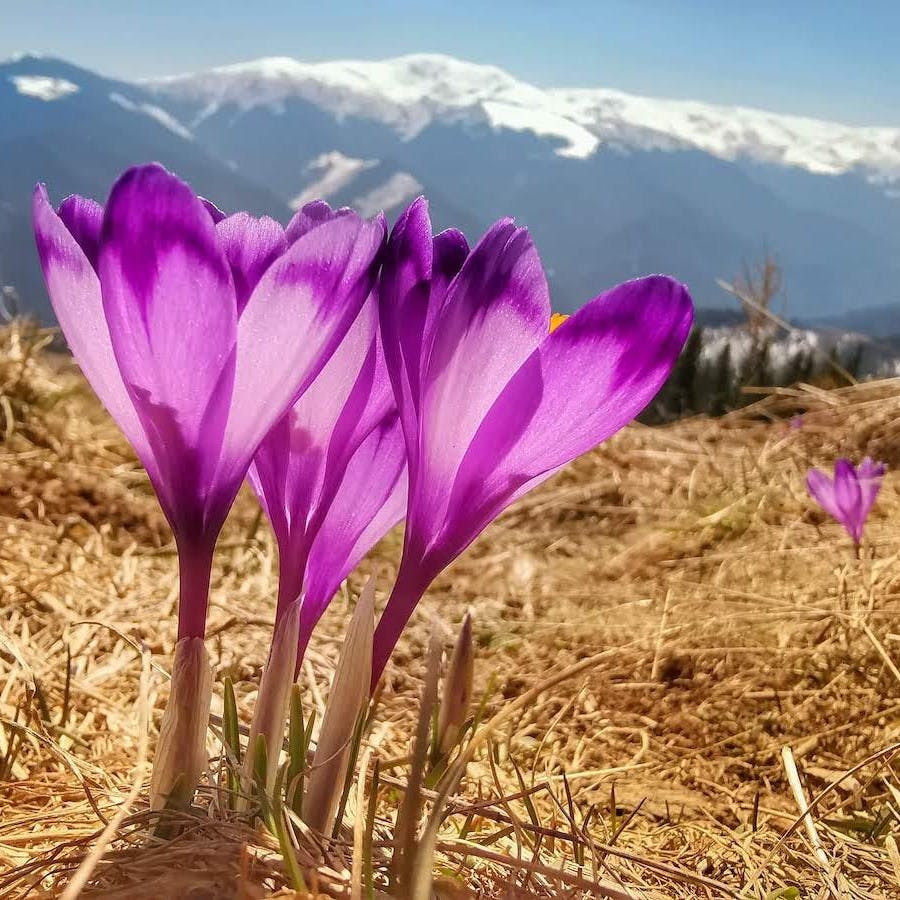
xmin=248 ymin=281 xmax=407 ymax=669
xmin=371 ymin=198 xmax=694 ymax=682
xmin=33 ymin=168 xmax=385 ymax=641
xmin=806 ymin=457 xmax=885 ymax=547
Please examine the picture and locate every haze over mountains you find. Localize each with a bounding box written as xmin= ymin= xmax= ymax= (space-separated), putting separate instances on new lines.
xmin=3 ymin=51 xmax=900 ymax=329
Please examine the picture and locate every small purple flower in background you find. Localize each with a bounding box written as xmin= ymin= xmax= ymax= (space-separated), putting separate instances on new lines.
xmin=33 ymin=165 xmax=386 ymax=807
xmin=371 ymin=198 xmax=694 ymax=682
xmin=789 ymin=415 xmax=804 ymax=430
xmin=807 ymin=457 xmax=886 ymax=548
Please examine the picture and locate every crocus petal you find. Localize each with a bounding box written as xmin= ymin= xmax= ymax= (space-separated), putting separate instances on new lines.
xmin=432 ymin=228 xmax=470 ymax=304
xmin=441 ymin=275 xmax=694 ymax=559
xmin=287 ymin=298 xmax=393 ymax=524
xmin=249 ymin=298 xmax=381 ymax=588
xmin=57 ymin=195 xmax=102 ymax=271
xmin=414 ymin=219 xmax=551 ymax=540
xmin=250 ymin=295 xmax=398 ymax=616
xmin=216 ymin=213 xmax=287 ymax=314
xmin=32 ymin=185 xmax=155 ymax=480
xmin=98 ymin=165 xmax=238 ymax=531
xmin=806 ymin=469 xmax=841 ymax=522
xmin=247 ymin=415 xmax=293 ymax=546
xmin=857 ymin=456 xmax=886 ymax=520
xmin=200 ymin=197 xmax=226 ymax=223
xmin=379 ymin=197 xmax=435 ymax=459
xmin=215 ymin=211 xmax=386 ymax=502
xmin=833 ymin=458 xmax=864 ymax=542
xmin=300 ymin=413 xmax=407 ymax=652
xmin=285 ymin=199 xmax=351 ymax=244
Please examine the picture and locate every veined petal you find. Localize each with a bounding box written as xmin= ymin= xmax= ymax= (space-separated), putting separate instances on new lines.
xmin=441 ymin=274 xmax=693 ymax=562
xmin=216 ymin=210 xmax=386 ymax=500
xmin=290 ymin=298 xmax=393 ymax=523
xmin=431 ymin=228 xmax=470 ymax=305
xmin=247 ymin=416 xmax=293 ymax=546
xmin=414 ymin=219 xmax=551 ymax=540
xmin=372 ymin=275 xmax=692 ymax=680
xmin=300 ymin=412 xmax=407 ymax=647
xmin=98 ymin=164 xmax=237 ymax=530
xmin=32 ymin=185 xmax=156 ymax=482
xmin=217 ymin=213 xmax=287 ymax=314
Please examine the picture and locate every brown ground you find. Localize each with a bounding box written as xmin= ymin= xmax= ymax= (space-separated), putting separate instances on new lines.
xmin=1 ymin=319 xmax=899 ymax=898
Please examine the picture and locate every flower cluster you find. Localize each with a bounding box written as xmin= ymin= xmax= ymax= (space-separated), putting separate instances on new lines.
xmin=34 ymin=164 xmax=694 ymax=810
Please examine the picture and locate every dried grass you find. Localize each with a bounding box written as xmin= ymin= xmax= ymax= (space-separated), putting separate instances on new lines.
xmin=1 ymin=319 xmax=899 ymax=898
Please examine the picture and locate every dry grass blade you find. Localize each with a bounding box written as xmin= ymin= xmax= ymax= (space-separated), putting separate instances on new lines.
xmin=59 ymin=644 xmax=151 ymax=899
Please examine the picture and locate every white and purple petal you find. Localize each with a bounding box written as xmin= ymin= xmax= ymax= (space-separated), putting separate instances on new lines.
xmin=32 ymin=185 xmax=158 ymax=486
xmin=414 ymin=219 xmax=551 ymax=542
xmin=440 ymin=276 xmax=693 ymax=558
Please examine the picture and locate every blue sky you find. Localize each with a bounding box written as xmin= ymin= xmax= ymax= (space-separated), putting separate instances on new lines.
xmin=2 ymin=1 xmax=898 ymax=125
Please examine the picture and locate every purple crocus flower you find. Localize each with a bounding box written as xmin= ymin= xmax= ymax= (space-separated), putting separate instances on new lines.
xmin=33 ymin=167 xmax=385 ymax=640
xmin=372 ymin=198 xmax=694 ymax=682
xmin=32 ymin=165 xmax=385 ymax=806
xmin=806 ymin=457 xmax=885 ymax=546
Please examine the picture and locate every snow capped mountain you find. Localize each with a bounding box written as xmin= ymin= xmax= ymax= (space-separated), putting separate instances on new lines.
xmin=149 ymin=53 xmax=597 ymax=159
xmin=290 ymin=151 xmax=422 ymax=217
xmin=5 ymin=51 xmax=900 ymax=327
xmin=148 ymin=53 xmax=900 ymax=178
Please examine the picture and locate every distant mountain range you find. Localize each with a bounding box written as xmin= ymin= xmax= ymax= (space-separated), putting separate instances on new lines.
xmin=3 ymin=51 xmax=900 ymax=330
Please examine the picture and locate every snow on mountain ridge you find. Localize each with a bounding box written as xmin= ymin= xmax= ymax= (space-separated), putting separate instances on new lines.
xmin=147 ymin=53 xmax=900 ymax=177
xmin=108 ymin=92 xmax=194 ymax=141
xmin=147 ymin=54 xmax=597 ymax=158
xmin=554 ymin=87 xmax=900 ymax=177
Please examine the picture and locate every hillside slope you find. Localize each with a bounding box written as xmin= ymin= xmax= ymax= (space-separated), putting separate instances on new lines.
xmin=1 ymin=323 xmax=899 ymax=897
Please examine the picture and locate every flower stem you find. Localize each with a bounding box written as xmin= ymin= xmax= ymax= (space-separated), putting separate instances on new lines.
xmin=176 ymin=537 xmax=215 ymax=641
xmin=371 ymin=559 xmax=430 ymax=689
